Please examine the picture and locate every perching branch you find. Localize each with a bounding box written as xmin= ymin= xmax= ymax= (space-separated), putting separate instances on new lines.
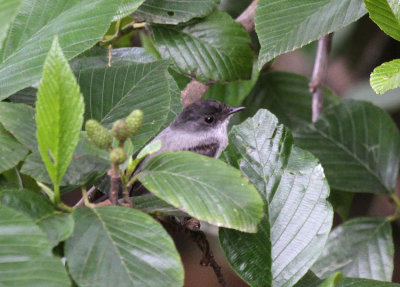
xmin=309 ymin=33 xmax=333 ymax=122
xmin=181 ymin=0 xmax=259 ymax=107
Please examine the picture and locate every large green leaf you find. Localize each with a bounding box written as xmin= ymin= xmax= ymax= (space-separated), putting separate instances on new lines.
xmin=242 ymin=71 xmax=340 ymax=131
xmin=337 ymin=278 xmax=400 ymax=286
xmin=138 ymin=152 xmax=264 ymax=232
xmin=295 ymin=273 xmax=400 ymax=287
xmin=0 ymin=102 xmax=36 ymax=151
xmin=36 ymin=37 xmax=84 ymax=189
xmin=0 ymin=0 xmax=123 ymax=100
xmin=295 ymin=100 xmax=400 ymax=194
xmin=312 ymin=217 xmax=394 ymax=281
xmin=0 ymin=189 xmax=74 ymax=247
xmin=133 ymin=194 xmax=187 ymax=216
xmin=151 ymin=10 xmax=253 ymax=82
xmin=71 ymin=47 xmax=176 ymax=150
xmin=219 ymin=109 xmax=333 ymax=287
xmin=364 ymin=0 xmax=400 ymax=41
xmin=0 ymin=0 xmax=22 ymax=49
xmin=0 ymin=124 xmax=28 ymax=173
xmin=65 ymin=206 xmax=184 ymax=287
xmin=204 ymin=62 xmax=259 ymax=107
xmin=370 ymin=59 xmax=400 ymax=94
xmin=134 ymin=0 xmax=219 ymax=24
xmin=21 ymin=134 xmax=109 ymax=188
xmin=0 ymin=205 xmax=70 ymax=286
xmin=255 ymin=0 xmax=366 ymax=69
xmin=115 ymin=0 xmax=146 ymax=20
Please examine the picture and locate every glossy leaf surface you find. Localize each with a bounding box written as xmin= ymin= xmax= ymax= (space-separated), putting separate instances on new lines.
xmin=139 ymin=151 xmax=264 ymax=232
xmin=65 ymin=206 xmax=184 ymax=287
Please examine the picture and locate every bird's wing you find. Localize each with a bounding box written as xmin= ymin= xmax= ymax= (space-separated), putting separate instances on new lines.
xmin=186 ymin=142 xmax=220 ymax=158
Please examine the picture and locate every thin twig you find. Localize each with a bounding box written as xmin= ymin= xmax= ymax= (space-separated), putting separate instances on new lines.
xmin=74 ymin=186 xmax=97 ymax=208
xmin=109 ymin=163 xmax=121 ymax=205
xmin=180 ymin=0 xmax=259 ymax=106
xmin=309 ymin=33 xmax=333 ymax=122
xmin=162 ymin=217 xmax=228 ymax=287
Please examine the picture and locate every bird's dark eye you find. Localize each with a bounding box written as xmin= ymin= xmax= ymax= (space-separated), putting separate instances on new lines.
xmin=204 ymin=115 xmax=214 ymax=123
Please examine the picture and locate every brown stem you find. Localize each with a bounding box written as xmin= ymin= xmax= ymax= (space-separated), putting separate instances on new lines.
xmin=109 ymin=163 xmax=121 ymax=205
xmin=309 ymin=33 xmax=333 ymax=122
xmin=180 ymin=0 xmax=259 ymax=106
xmin=162 ymin=217 xmax=228 ymax=287
xmin=235 ymin=0 xmax=258 ymax=33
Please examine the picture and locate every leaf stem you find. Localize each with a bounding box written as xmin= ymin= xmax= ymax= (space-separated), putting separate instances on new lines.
xmin=54 ymin=184 xmax=61 ymax=205
xmin=390 ymin=193 xmax=400 ymax=212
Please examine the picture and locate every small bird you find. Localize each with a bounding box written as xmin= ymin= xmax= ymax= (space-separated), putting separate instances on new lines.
xmin=145 ymin=99 xmax=244 ymax=160
xmin=96 ymin=99 xmax=245 ymax=201
xmin=129 ymin=99 xmax=245 ymax=195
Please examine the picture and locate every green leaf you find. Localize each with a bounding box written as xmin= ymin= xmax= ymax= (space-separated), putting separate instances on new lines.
xmin=0 ymin=124 xmax=28 ymax=174
xmin=0 ymin=205 xmax=70 ymax=286
xmin=133 ymin=194 xmax=187 ymax=216
xmin=0 ymin=0 xmax=22 ymax=49
xmin=36 ymin=37 xmax=84 ymax=190
xmin=242 ymin=71 xmax=340 ymax=131
xmin=0 ymin=0 xmax=123 ymax=100
xmin=370 ymin=59 xmax=400 ymax=94
xmin=295 ymin=100 xmax=400 ymax=194
xmin=320 ymin=272 xmax=343 ymax=287
xmin=138 ymin=151 xmax=264 ymax=232
xmin=71 ymin=47 xmax=175 ymax=151
xmin=134 ymin=0 xmax=219 ymax=24
xmin=21 ymin=137 xmax=109 ymax=188
xmin=294 ymin=271 xmax=323 ymax=287
xmin=204 ymin=61 xmax=259 ymax=107
xmin=255 ymin=0 xmax=367 ymax=69
xmin=364 ymin=0 xmax=400 ymax=41
xmin=219 ymin=109 xmax=333 ymax=287
xmin=65 ymin=206 xmax=184 ymax=287
xmin=312 ymin=217 xmax=394 ymax=281
xmin=0 ymin=102 xmax=36 ymax=151
xmin=328 ymin=190 xmax=353 ymax=221
xmin=337 ymin=278 xmax=400 ymax=286
xmin=0 ymin=189 xmax=74 ymax=247
xmin=115 ymin=0 xmax=146 ymax=20
xmin=151 ymin=10 xmax=253 ymax=82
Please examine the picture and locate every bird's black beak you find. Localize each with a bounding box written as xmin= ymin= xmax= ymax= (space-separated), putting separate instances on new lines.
xmin=227 ymin=106 xmax=245 ymax=116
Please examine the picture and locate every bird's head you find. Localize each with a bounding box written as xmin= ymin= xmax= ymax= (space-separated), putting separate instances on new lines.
xmin=171 ymin=99 xmax=245 ymax=132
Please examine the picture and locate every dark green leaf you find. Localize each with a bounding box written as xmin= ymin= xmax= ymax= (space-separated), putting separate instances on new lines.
xmin=0 ymin=189 xmax=74 ymax=247
xmin=65 ymin=206 xmax=184 ymax=287
xmin=364 ymin=0 xmax=400 ymax=41
xmin=151 ymin=10 xmax=253 ymax=82
xmin=204 ymin=62 xmax=259 ymax=107
xmin=0 ymin=102 xmax=36 ymax=151
xmin=134 ymin=0 xmax=219 ymax=24
xmin=220 ymin=109 xmax=333 ymax=287
xmin=0 ymin=124 xmax=28 ymax=173
xmin=0 ymin=0 xmax=123 ymax=100
xmin=138 ymin=152 xmax=264 ymax=232
xmin=133 ymin=194 xmax=187 ymax=216
xmin=242 ymin=71 xmax=340 ymax=131
xmin=0 ymin=205 xmax=70 ymax=286
xmin=329 ymin=190 xmax=354 ymax=221
xmin=294 ymin=271 xmax=322 ymax=287
xmin=255 ymin=0 xmax=366 ymax=68
xmin=312 ymin=217 xmax=394 ymax=281
xmin=71 ymin=47 xmax=175 ymax=150
xmin=295 ymin=100 xmax=400 ymax=194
